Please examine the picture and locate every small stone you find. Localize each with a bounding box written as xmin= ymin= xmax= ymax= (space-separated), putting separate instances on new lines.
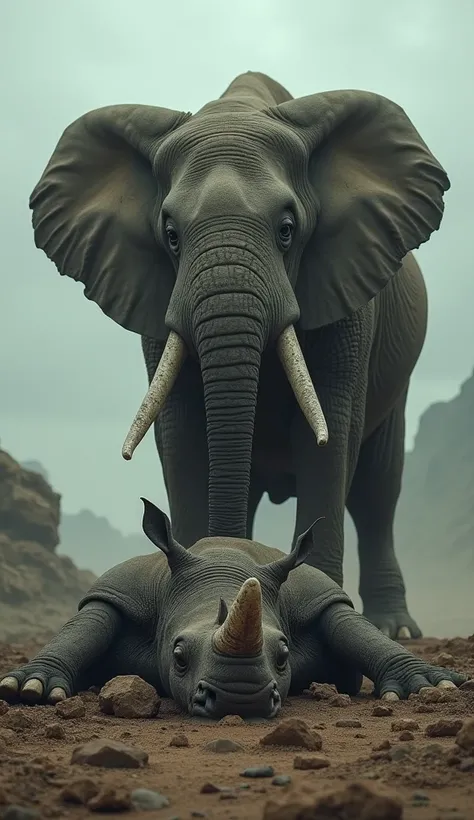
xmin=240 ymin=766 xmax=274 ymax=778
xmin=293 ymin=755 xmax=330 ymax=770
xmin=460 ymin=679 xmax=474 ymax=691
xmin=71 ymin=738 xmax=148 ymax=768
xmin=389 ymin=745 xmax=412 ymax=761
xmin=60 ymin=778 xmax=100 ymax=804
xmin=412 ymin=791 xmax=430 ymax=805
xmin=415 ymin=704 xmax=435 ymax=713
xmin=399 ymin=731 xmax=414 ymax=741
xmin=456 ymin=718 xmax=474 ymax=752
xmin=98 ymin=675 xmax=160 ymax=719
xmin=431 ymin=652 xmax=455 ymax=667
xmin=130 ymin=788 xmax=170 ymax=810
xmin=391 ymin=719 xmax=419 ymax=732
xmin=2 ymin=808 xmax=40 ymax=820
xmin=329 ymin=694 xmax=351 ymax=707
xmin=419 ymin=688 xmax=443 ymax=703
xmin=204 ymin=738 xmax=244 ymax=753
xmin=373 ymin=740 xmax=391 ymax=751
xmin=335 ymin=719 xmax=362 ymax=728
xmin=313 ymin=722 xmax=326 ymax=730
xmin=55 ymin=695 xmax=86 ymax=719
xmin=372 ymin=705 xmax=393 ymax=717
xmin=260 ymin=718 xmax=322 ymax=750
xmin=0 ymin=700 xmax=8 ymax=716
xmin=169 ymin=733 xmax=189 ymax=747
xmin=218 ymin=714 xmax=244 ymax=725
xmin=272 ymin=775 xmax=291 ymax=786
xmin=88 ymin=787 xmax=131 ymax=812
xmin=45 ymin=722 xmax=66 ymax=739
xmin=425 ymin=719 xmax=463 ymax=738
xmin=200 ymin=783 xmax=222 ymax=794
xmin=459 ymin=757 xmax=474 ymax=772
xmin=302 ymin=682 xmax=337 ymax=700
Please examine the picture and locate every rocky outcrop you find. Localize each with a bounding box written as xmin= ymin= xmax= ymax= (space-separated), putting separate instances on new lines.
xmin=0 ymin=449 xmax=95 ymax=642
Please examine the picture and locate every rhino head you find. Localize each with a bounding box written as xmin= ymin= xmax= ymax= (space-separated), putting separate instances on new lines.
xmin=141 ymin=498 xmax=317 ymax=719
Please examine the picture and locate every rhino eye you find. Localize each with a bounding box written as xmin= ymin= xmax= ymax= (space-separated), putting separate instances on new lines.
xmin=276 ymin=641 xmax=290 ymax=672
xmin=173 ymin=643 xmax=188 ymax=672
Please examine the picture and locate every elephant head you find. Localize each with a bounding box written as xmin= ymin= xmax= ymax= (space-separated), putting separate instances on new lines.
xmin=30 ymin=73 xmax=448 ymax=538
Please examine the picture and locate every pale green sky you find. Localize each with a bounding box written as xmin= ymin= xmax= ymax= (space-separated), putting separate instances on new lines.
xmin=1 ymin=0 xmax=473 ymax=545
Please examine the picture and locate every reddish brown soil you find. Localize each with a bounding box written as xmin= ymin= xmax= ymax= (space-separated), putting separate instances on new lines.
xmin=0 ymin=637 xmax=473 ymax=819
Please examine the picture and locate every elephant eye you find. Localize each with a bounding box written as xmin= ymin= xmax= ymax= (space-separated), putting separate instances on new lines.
xmin=173 ymin=642 xmax=188 ymax=671
xmin=278 ymin=216 xmax=295 ymax=251
xmin=165 ymin=222 xmax=180 ymax=255
xmin=276 ymin=640 xmax=290 ymax=672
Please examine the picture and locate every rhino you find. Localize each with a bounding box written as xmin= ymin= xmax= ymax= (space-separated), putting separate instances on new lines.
xmin=0 ymin=499 xmax=465 ymax=718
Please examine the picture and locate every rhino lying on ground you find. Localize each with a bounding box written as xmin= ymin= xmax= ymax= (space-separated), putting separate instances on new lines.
xmin=0 ymin=499 xmax=465 ymax=718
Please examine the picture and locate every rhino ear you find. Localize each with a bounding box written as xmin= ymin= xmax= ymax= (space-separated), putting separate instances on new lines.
xmin=270 ymin=91 xmax=449 ymax=330
xmin=141 ymin=497 xmax=192 ymax=571
xmin=30 ymin=104 xmax=191 ymax=341
xmin=265 ymin=518 xmax=324 ymax=586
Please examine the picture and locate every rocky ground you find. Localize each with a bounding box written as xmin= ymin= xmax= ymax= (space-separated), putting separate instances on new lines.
xmin=0 ymin=637 xmax=473 ymax=819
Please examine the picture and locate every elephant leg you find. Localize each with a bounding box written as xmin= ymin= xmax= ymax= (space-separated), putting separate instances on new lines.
xmin=346 ymin=389 xmax=422 ymax=640
xmin=246 ymin=470 xmax=265 ymax=540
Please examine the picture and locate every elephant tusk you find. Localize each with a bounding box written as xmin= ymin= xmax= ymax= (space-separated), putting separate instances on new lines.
xmin=213 ymin=578 xmax=263 ymax=657
xmin=122 ymin=331 xmax=187 ymax=460
xmin=276 ymin=325 xmax=328 ymax=446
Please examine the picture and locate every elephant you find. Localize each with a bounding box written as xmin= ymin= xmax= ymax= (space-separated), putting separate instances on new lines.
xmin=29 ymin=71 xmax=450 ymax=640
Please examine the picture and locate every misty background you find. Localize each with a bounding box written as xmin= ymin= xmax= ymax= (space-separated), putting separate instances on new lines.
xmin=1 ymin=1 xmax=473 ymax=624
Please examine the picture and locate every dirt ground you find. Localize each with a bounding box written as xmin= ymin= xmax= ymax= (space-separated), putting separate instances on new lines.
xmin=0 ymin=636 xmax=473 ymax=820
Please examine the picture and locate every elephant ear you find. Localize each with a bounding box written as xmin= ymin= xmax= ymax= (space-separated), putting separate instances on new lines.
xmin=269 ymin=91 xmax=449 ymax=329
xmin=30 ymin=104 xmax=191 ymax=340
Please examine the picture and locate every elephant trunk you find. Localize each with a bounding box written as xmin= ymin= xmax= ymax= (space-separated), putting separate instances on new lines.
xmin=193 ymin=292 xmax=264 ymax=538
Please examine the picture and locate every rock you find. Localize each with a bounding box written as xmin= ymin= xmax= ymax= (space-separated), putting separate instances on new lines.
xmin=329 ymin=694 xmax=351 ymax=707
xmin=130 ymin=788 xmax=170 ymax=810
xmin=431 ymin=652 xmax=455 ymax=667
xmin=412 ymin=791 xmax=430 ymax=806
xmin=169 ymin=733 xmax=189 ymax=747
xmin=272 ymin=775 xmax=291 ymax=786
xmin=425 ymin=719 xmax=463 ymax=737
xmin=60 ymin=778 xmax=100 ymax=804
xmin=373 ymin=740 xmax=391 ymax=751
xmin=4 ymin=711 xmax=32 ymax=730
xmin=218 ymin=714 xmax=244 ymax=725
xmin=260 ymin=718 xmax=322 ymax=750
xmin=200 ymin=783 xmax=223 ymax=794
xmin=302 ymin=682 xmax=338 ymax=700
xmin=456 ymin=717 xmax=474 ymax=752
xmin=0 ymin=700 xmax=8 ymax=716
xmin=293 ymin=755 xmax=330 ymax=770
xmin=98 ymin=675 xmax=160 ymax=719
xmin=88 ymin=787 xmax=131 ymax=812
xmin=335 ymin=719 xmax=361 ymax=728
xmin=204 ymin=738 xmax=244 ymax=753
xmin=415 ymin=704 xmax=435 ymax=713
xmin=460 ymin=679 xmax=474 ymax=691
xmin=71 ymin=738 xmax=148 ymax=768
xmin=55 ymin=696 xmax=85 ymax=719
xmin=1 ymin=808 xmax=41 ymax=820
xmin=372 ymin=704 xmax=393 ymax=717
xmin=240 ymin=766 xmax=274 ymax=778
xmin=391 ymin=719 xmax=419 ymax=732
xmin=399 ymin=731 xmax=414 ymax=741
xmin=262 ymin=780 xmax=402 ymax=820
xmin=0 ymin=728 xmax=15 ymax=743
xmin=459 ymin=757 xmax=474 ymax=772
xmin=45 ymin=722 xmax=66 ymax=739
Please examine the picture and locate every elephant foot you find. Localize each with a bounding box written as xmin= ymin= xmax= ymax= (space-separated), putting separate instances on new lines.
xmin=362 ymin=609 xmax=422 ymax=641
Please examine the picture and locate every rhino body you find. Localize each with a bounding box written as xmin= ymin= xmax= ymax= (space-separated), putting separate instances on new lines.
xmin=0 ymin=500 xmax=465 ymax=717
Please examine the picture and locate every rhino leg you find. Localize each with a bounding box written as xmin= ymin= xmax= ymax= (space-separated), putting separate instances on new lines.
xmin=318 ymin=602 xmax=467 ymax=699
xmin=0 ymin=601 xmax=122 ymax=704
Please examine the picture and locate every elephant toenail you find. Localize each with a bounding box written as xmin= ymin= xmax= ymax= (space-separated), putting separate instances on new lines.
xmin=22 ymin=679 xmax=44 ymax=698
xmin=397 ymin=627 xmax=411 ymax=639
xmin=0 ymin=676 xmax=19 ymax=693
xmin=381 ymin=692 xmax=399 ymax=701
xmin=48 ymin=687 xmax=67 ymax=703
xmin=437 ymin=680 xmax=456 ymax=689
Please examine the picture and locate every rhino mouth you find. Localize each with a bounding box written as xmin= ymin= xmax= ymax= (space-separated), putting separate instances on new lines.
xmin=191 ymin=679 xmax=281 ymax=719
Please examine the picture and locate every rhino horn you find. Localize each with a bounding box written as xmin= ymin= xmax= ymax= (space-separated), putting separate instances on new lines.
xmin=213 ymin=578 xmax=263 ymax=656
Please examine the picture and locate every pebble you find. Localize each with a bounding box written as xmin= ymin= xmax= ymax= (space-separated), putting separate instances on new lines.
xmin=293 ymin=755 xmax=330 ymax=770
xmin=204 ymin=738 xmax=244 ymax=753
xmin=260 ymin=718 xmax=322 ymax=750
xmin=45 ymin=722 xmax=66 ymax=739
xmin=55 ymin=695 xmax=86 ymax=719
xmin=88 ymin=787 xmax=131 ymax=812
xmin=1 ymin=808 xmax=41 ymax=820
xmin=302 ymin=682 xmax=337 ymax=700
xmin=431 ymin=652 xmax=455 ymax=667
xmin=218 ymin=714 xmax=244 ymax=725
xmin=71 ymin=738 xmax=148 ymax=768
xmin=399 ymin=731 xmax=414 ymax=741
xmin=0 ymin=699 xmax=8 ymax=716
xmin=200 ymin=783 xmax=224 ymax=794
xmin=99 ymin=675 xmax=161 ymax=718
xmin=460 ymin=679 xmax=474 ymax=691
xmin=412 ymin=791 xmax=430 ymax=806
xmin=240 ymin=766 xmax=274 ymax=778
xmin=391 ymin=719 xmax=419 ymax=732
xmin=272 ymin=775 xmax=291 ymax=786
xmin=372 ymin=705 xmax=393 ymax=717
xmin=170 ymin=733 xmax=189 ymax=747
xmin=131 ymin=788 xmax=170 ymax=810
xmin=335 ymin=719 xmax=361 ymax=728
xmin=415 ymin=704 xmax=435 ymax=713
xmin=373 ymin=740 xmax=391 ymax=751
xmin=60 ymin=777 xmax=100 ymax=804
xmin=456 ymin=717 xmax=474 ymax=752
xmin=329 ymin=694 xmax=351 ymax=707
xmin=425 ymin=719 xmax=463 ymax=737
